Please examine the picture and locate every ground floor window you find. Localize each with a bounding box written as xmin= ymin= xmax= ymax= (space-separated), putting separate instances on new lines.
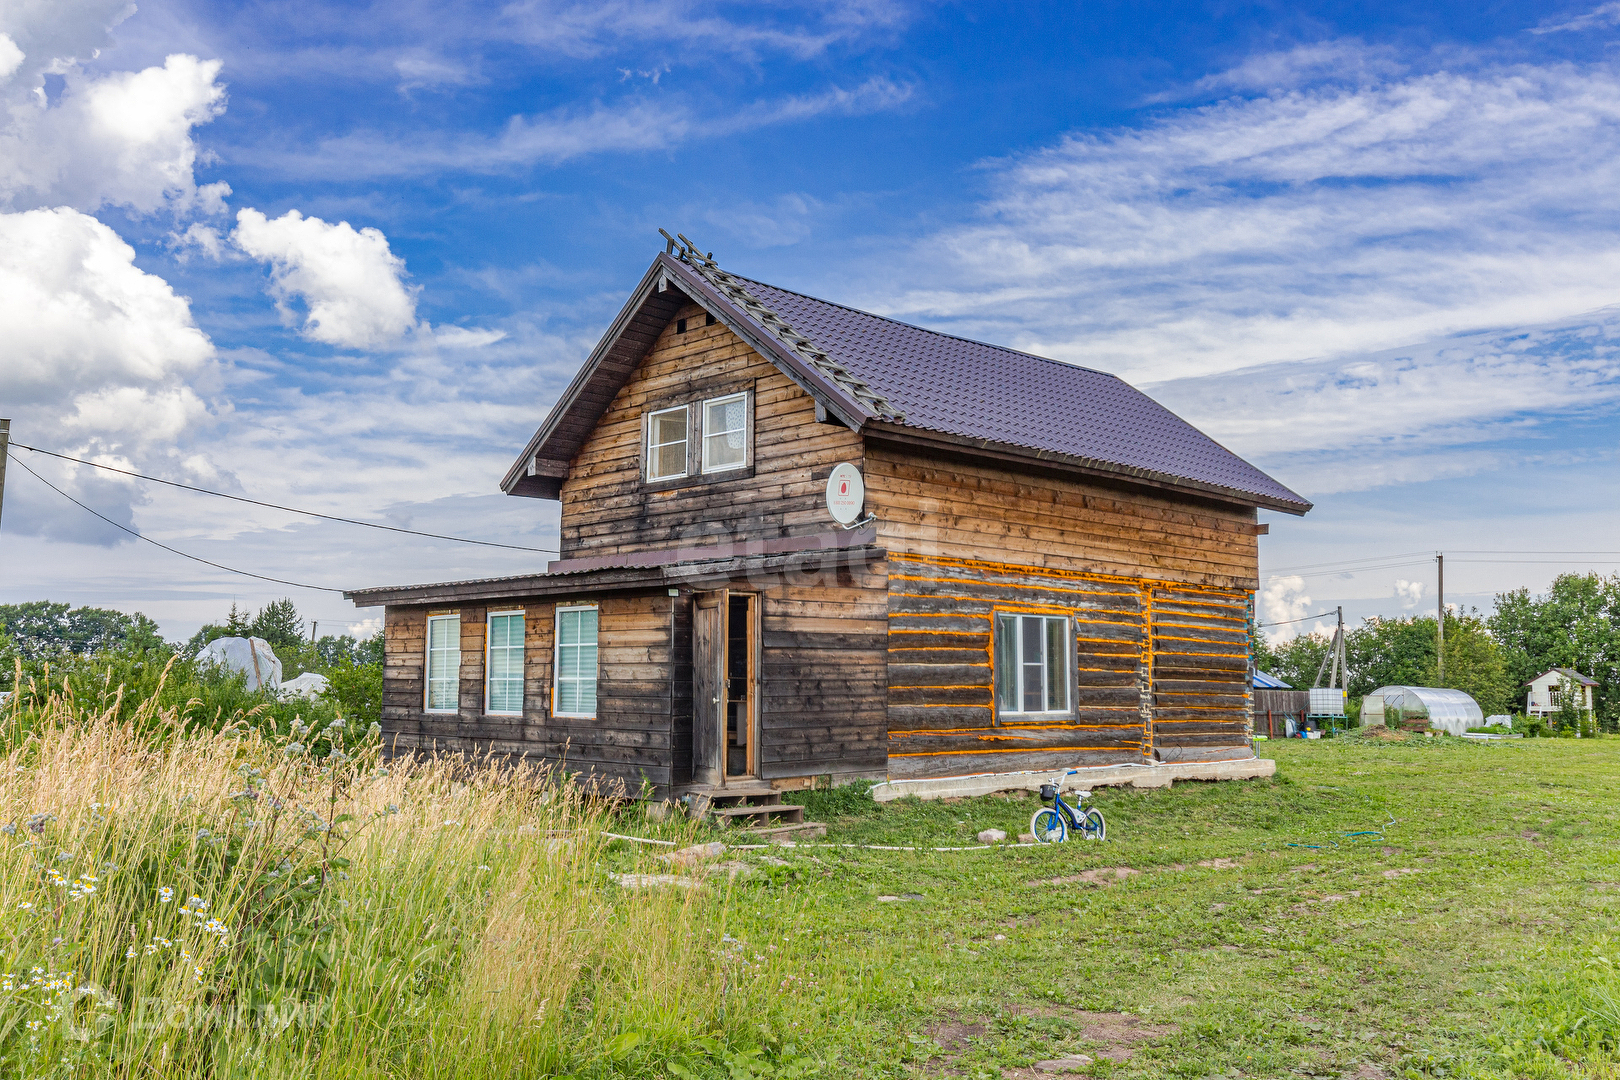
xmin=486 ymin=611 xmax=524 ymax=715
xmin=994 ymin=613 xmax=1070 ymax=717
xmin=554 ymin=606 xmax=599 ymax=717
xmin=426 ymin=614 xmax=460 ymax=712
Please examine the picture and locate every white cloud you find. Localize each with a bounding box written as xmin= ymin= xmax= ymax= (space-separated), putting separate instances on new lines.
xmin=0 ymin=33 xmax=24 ymax=79
xmin=501 ymin=0 xmax=909 ymax=61
xmin=232 ymin=208 xmax=420 ymax=349
xmin=1261 ymin=575 xmax=1315 ymax=641
xmin=0 ymin=52 xmax=228 ymax=213
xmin=1394 ymin=579 xmax=1425 ymax=607
xmin=1529 ymin=3 xmax=1620 ymax=34
xmin=0 ymin=206 xmax=221 ymax=542
xmin=881 ymin=47 xmax=1620 ymax=389
xmin=245 ymin=76 xmax=912 ymax=178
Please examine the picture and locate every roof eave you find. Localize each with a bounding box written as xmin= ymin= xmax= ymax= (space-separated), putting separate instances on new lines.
xmin=862 ymin=420 xmax=1313 ymax=516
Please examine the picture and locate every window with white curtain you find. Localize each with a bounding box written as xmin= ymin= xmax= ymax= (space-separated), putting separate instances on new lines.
xmin=646 ymin=406 xmax=689 ymax=481
xmin=701 ymin=393 xmax=748 ymax=473
xmin=425 ymin=614 xmax=461 ymax=712
xmin=486 ymin=611 xmax=524 ymax=715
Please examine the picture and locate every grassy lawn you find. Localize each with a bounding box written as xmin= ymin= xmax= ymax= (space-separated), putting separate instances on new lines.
xmin=618 ymin=734 xmax=1620 ymax=1079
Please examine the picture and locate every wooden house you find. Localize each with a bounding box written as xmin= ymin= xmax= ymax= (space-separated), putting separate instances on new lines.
xmin=345 ymin=237 xmax=1311 ymax=798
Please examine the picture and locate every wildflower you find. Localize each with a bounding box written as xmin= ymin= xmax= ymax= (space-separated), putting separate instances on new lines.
xmin=368 ymin=722 xmax=382 ymax=738
xmin=284 ymin=742 xmax=306 ymax=757
xmin=202 ymin=918 xmax=229 ymax=937
xmin=328 ymin=717 xmax=345 ymax=731
xmin=125 ymin=946 xmax=137 ymax=959
xmin=55 ymin=852 xmax=72 ymax=862
xmin=25 ymin=813 xmax=54 ymax=835
xmin=158 ymin=887 xmax=174 ymax=903
xmin=25 ymin=1020 xmax=40 ymax=1031
xmin=17 ymin=901 xmax=32 ymax=911
xmin=477 ymin=865 xmax=491 ymax=872
xmin=196 ymin=829 xmax=211 ymax=840
xmin=384 ymin=804 xmax=399 ymax=815
xmin=193 ymin=965 xmax=204 ymax=984
xmin=0 ymin=823 xmax=14 ymax=836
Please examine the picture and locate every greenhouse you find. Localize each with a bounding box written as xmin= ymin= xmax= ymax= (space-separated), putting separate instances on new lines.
xmin=1360 ymin=686 xmax=1483 ymax=737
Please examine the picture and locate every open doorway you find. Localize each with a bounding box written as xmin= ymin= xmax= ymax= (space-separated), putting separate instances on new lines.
xmin=725 ymin=593 xmax=757 ymax=779
xmin=692 ymin=589 xmax=758 ymax=786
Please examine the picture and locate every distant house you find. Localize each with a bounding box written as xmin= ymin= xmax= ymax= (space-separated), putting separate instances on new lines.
xmin=1524 ymin=668 xmax=1596 ymax=718
xmin=345 ymin=238 xmax=1311 ymax=796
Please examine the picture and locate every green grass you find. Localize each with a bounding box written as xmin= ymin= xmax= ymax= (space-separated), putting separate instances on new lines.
xmin=6 ymin=667 xmax=1619 ymax=1078
xmin=726 ymin=733 xmax=1620 ymax=1078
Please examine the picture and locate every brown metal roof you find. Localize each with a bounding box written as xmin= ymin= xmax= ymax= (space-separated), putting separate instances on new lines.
xmin=503 ymin=242 xmax=1310 ymax=515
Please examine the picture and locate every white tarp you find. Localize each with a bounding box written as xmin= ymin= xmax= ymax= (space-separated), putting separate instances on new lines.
xmin=198 ymin=636 xmax=282 ymax=692
xmin=1309 ymin=687 xmax=1346 ymax=716
xmin=280 ymin=672 xmax=330 ymax=700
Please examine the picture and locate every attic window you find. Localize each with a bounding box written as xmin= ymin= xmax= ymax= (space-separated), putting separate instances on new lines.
xmin=677 ymin=318 xmax=687 ymax=334
xmin=646 ymin=405 xmax=690 ymax=481
xmin=702 ymin=393 xmax=749 ymax=473
xmin=706 ymin=313 xmax=716 ymax=326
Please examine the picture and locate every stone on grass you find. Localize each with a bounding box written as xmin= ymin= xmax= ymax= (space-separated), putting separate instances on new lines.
xmin=1033 ymin=1055 xmax=1093 ymax=1073
xmin=660 ymin=841 xmax=726 ymax=867
xmin=977 ymin=828 xmax=1008 ymax=844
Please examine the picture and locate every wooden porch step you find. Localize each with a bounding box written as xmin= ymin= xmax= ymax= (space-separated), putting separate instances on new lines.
xmin=710 ymin=803 xmax=805 ymax=825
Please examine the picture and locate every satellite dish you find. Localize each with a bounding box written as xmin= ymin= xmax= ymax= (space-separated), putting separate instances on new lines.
xmin=825 ymin=462 xmax=865 ymax=525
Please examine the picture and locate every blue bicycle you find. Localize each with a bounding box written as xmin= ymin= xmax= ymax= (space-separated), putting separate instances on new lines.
xmin=1030 ymin=771 xmax=1107 ymax=843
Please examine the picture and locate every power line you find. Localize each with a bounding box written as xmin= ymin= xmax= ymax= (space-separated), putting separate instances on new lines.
xmin=9 ymin=454 xmax=344 ymax=594
xmin=9 ymin=441 xmax=559 ymax=554
xmin=1258 ymin=610 xmax=1334 ymax=628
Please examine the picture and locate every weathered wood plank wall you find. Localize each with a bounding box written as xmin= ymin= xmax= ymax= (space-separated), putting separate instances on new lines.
xmin=559 ymin=301 xmax=863 ymax=559
xmin=1148 ymin=583 xmax=1252 ymax=760
xmin=864 ymin=444 xmax=1261 ymax=592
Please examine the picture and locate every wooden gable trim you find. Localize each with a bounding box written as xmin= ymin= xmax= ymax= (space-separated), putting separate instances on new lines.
xmin=502 ymin=252 xmax=872 ymax=501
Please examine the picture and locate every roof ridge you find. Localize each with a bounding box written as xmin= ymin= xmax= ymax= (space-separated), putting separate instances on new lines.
xmin=734 ymin=273 xmax=1119 ymax=380
xmin=667 ymin=238 xmax=903 ymax=422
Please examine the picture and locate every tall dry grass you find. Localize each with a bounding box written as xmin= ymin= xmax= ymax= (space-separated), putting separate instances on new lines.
xmin=0 ymin=661 xmax=809 ymax=1078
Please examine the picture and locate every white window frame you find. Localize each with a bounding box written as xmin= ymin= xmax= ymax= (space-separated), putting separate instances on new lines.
xmin=485 ymin=610 xmax=525 ymax=716
xmin=700 ymin=392 xmax=751 ymax=474
xmin=553 ymin=605 xmax=600 ymax=719
xmin=424 ymin=614 xmax=461 ymax=714
xmin=993 ymin=613 xmax=1072 ymax=719
xmin=645 ymin=405 xmax=691 ymax=482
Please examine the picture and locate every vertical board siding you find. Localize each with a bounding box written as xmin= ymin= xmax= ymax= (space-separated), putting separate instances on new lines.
xmin=884 ymin=554 xmax=1151 ymax=780
xmin=1148 ymin=583 xmax=1252 ymax=756
xmin=558 ymin=301 xmax=863 ymax=559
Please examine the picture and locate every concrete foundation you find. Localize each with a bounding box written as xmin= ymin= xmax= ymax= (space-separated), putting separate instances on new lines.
xmin=869 ymin=758 xmax=1277 ymax=803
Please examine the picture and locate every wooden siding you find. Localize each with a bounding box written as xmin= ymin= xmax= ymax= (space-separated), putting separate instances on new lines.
xmin=864 ymin=443 xmax=1261 ymax=592
xmin=558 ymin=301 xmax=863 ymax=559
xmin=1148 ymin=583 xmax=1253 ymax=759
xmin=885 ymin=554 xmax=1152 ymax=780
xmin=377 ymin=553 xmax=889 ymax=792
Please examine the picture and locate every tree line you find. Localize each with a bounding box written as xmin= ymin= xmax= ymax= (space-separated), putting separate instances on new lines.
xmin=1255 ymin=572 xmax=1620 ymax=728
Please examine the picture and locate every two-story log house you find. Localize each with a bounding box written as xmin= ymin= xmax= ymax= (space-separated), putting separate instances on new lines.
xmin=346 ymin=237 xmax=1311 ymax=797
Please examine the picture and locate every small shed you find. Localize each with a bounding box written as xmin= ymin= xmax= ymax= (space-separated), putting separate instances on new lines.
xmin=1524 ymin=668 xmax=1596 ymax=718
xmin=1360 ymin=686 xmax=1483 ymax=737
xmin=1253 ymin=670 xmax=1308 ymax=738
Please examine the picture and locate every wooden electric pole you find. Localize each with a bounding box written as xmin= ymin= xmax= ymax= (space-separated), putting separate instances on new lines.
xmin=1436 ymin=552 xmax=1445 ymax=685
xmin=0 ymin=418 xmax=10 ymax=534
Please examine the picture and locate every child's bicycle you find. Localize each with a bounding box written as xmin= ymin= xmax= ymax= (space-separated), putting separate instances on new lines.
xmin=1030 ymin=770 xmax=1106 ymax=843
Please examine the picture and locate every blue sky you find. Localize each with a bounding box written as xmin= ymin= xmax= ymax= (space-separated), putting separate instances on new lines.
xmin=5 ymin=0 xmax=1620 ymax=642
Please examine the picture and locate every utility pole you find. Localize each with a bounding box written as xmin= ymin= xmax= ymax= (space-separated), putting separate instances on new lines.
xmin=0 ymin=418 xmax=9 ymax=533
xmin=1437 ymin=552 xmax=1445 ymax=685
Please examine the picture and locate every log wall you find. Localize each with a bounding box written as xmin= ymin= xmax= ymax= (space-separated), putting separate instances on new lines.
xmin=557 ymin=301 xmax=862 ymax=559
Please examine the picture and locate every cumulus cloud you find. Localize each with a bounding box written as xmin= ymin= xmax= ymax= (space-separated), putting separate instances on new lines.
xmin=0 ymin=48 xmax=229 ymax=214
xmin=0 ymin=206 xmax=221 ymax=542
xmin=232 ymin=208 xmax=419 ymax=348
xmin=1261 ymin=575 xmax=1316 ymax=640
xmin=1394 ymin=579 xmax=1425 ymax=607
xmin=883 ymin=47 xmax=1620 ymax=390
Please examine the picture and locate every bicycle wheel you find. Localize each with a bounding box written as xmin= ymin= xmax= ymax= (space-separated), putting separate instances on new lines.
xmin=1030 ymin=807 xmax=1067 ymax=843
xmin=1076 ymin=807 xmax=1107 ymax=842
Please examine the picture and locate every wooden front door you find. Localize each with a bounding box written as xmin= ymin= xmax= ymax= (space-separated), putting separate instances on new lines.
xmin=692 ymin=591 xmax=726 ymax=786
xmin=691 ymin=590 xmax=759 ymax=786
